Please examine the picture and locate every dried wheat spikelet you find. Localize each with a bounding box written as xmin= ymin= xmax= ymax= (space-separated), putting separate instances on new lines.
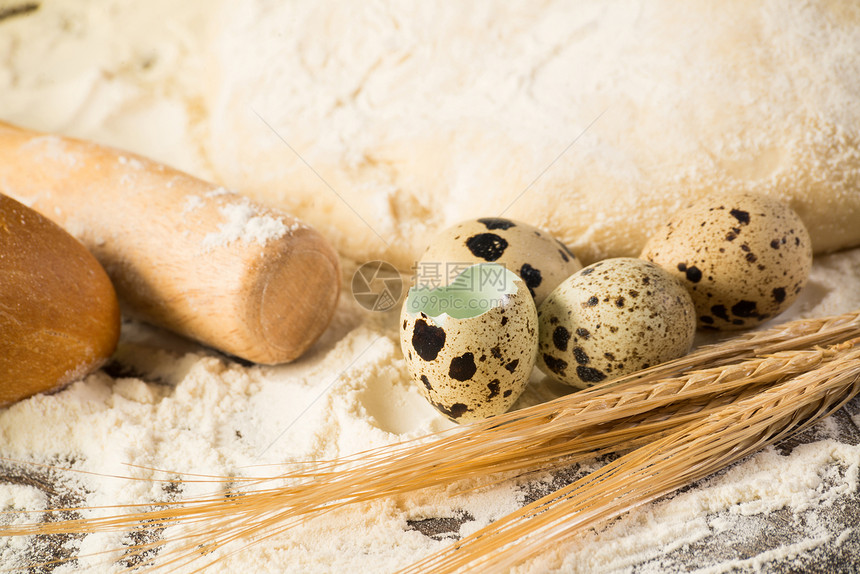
xmin=405 ymin=342 xmax=860 ymax=573
xmin=1 ymin=311 xmax=859 ymax=572
xmin=125 ymin=339 xmax=860 ymax=572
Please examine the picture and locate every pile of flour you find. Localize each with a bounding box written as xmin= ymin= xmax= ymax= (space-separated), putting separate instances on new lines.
xmin=1 ymin=1 xmax=860 ymax=572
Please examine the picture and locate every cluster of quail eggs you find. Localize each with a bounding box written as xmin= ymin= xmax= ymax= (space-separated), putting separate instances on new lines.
xmin=400 ymin=192 xmax=813 ymax=423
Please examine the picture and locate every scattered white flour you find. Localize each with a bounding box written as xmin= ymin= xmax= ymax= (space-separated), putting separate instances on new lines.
xmin=196 ymin=189 xmax=305 ymax=249
xmin=201 ymin=201 xmax=294 ymax=249
xmin=20 ymin=136 xmax=79 ymax=169
xmin=117 ymin=155 xmax=143 ymax=170
xmin=204 ymin=187 xmax=232 ymax=198
xmin=1 ymin=2 xmax=860 ymax=574
xmin=181 ymin=195 xmax=204 ymax=215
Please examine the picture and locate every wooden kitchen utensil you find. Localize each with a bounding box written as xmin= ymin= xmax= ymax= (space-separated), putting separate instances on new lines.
xmin=0 ymin=122 xmax=341 ymax=365
xmin=0 ymin=193 xmax=120 ymax=406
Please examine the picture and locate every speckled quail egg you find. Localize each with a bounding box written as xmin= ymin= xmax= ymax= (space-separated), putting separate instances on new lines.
xmin=417 ymin=217 xmax=582 ymax=305
xmin=401 ymin=263 xmax=538 ymax=422
xmin=536 ymin=258 xmax=696 ymax=389
xmin=640 ymin=191 xmax=813 ymax=330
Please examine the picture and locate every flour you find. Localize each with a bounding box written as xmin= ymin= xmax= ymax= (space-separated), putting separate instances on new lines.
xmin=205 ymin=0 xmax=860 ymax=270
xmin=1 ymin=1 xmax=860 ymax=573
xmin=117 ymin=156 xmax=143 ymax=170
xmin=181 ymin=195 xmax=204 ymax=215
xmin=201 ymin=201 xmax=294 ymax=249
xmin=180 ymin=187 xmax=303 ymax=249
xmin=195 ymin=185 xmax=302 ymax=249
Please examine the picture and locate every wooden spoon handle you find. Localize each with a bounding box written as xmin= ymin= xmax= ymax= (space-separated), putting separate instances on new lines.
xmin=0 ymin=121 xmax=341 ymax=364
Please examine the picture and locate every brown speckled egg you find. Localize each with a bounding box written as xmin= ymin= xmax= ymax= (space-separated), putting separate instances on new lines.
xmin=536 ymin=258 xmax=696 ymax=389
xmin=400 ymin=263 xmax=538 ymax=423
xmin=417 ymin=217 xmax=581 ymax=305
xmin=640 ymin=192 xmax=813 ymax=330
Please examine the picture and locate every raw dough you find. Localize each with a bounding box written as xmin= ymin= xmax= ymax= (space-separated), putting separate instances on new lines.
xmin=205 ymin=0 xmax=860 ymax=270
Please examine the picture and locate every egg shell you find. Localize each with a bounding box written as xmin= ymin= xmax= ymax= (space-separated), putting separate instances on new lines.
xmin=417 ymin=217 xmax=582 ymax=305
xmin=400 ymin=264 xmax=538 ymax=423
xmin=640 ymin=191 xmax=813 ymax=330
xmin=536 ymin=258 xmax=696 ymax=389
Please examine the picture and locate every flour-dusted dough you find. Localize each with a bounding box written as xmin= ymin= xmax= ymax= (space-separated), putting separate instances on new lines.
xmin=206 ymin=0 xmax=860 ymax=270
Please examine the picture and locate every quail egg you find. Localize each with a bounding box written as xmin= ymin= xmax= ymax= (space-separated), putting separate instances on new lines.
xmin=417 ymin=217 xmax=582 ymax=305
xmin=401 ymin=263 xmax=538 ymax=422
xmin=640 ymin=191 xmax=813 ymax=329
xmin=536 ymin=258 xmax=696 ymax=389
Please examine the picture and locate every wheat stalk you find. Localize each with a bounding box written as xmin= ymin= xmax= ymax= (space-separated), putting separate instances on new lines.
xmin=1 ymin=311 xmax=859 ymax=571
xmin=139 ymin=340 xmax=860 ymax=572
xmin=405 ymin=345 xmax=860 ymax=573
xmin=10 ymin=344 xmax=849 ymax=533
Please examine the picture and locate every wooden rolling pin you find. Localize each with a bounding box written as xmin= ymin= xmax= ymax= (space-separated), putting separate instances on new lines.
xmin=0 ymin=121 xmax=341 ymax=365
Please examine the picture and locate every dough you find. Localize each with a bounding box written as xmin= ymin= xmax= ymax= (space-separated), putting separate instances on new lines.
xmin=205 ymin=0 xmax=860 ymax=270
xmin=1 ymin=1 xmax=857 ymax=271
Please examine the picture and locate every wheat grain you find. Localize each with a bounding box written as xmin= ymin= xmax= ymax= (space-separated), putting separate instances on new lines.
xmin=136 ymin=340 xmax=860 ymax=571
xmin=406 ymin=347 xmax=860 ymax=573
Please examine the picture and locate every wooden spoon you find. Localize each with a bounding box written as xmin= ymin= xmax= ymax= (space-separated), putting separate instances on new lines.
xmin=0 ymin=194 xmax=120 ymax=406
xmin=0 ymin=122 xmax=341 ymax=365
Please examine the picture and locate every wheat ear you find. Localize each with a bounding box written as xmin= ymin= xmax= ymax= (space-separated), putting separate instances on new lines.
xmin=1 ymin=312 xmax=858 ymax=571
xmin=6 ymin=346 xmax=856 ymax=574
xmin=405 ymin=343 xmax=860 ymax=573
xmin=6 ymin=345 xmax=844 ymax=529
xmin=121 ymin=341 xmax=860 ymax=572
